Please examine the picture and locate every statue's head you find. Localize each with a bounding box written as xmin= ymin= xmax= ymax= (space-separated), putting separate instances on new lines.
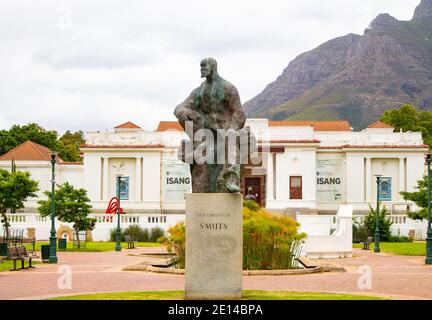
xmin=200 ymin=57 xmax=217 ymax=78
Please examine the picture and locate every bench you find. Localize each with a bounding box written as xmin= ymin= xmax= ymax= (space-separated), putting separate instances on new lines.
xmin=362 ymin=237 xmax=373 ymax=250
xmin=124 ymin=235 xmax=136 ymax=249
xmin=7 ymin=246 xmax=23 ymax=271
xmin=7 ymin=246 xmax=38 ymax=271
xmin=17 ymin=246 xmax=38 ymax=269
xmin=22 ymin=237 xmax=36 ymax=253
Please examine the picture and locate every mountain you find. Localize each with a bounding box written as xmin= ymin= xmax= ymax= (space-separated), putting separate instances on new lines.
xmin=243 ymin=0 xmax=432 ymax=130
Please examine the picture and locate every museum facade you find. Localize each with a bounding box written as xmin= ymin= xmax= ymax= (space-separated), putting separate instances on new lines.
xmin=0 ymin=119 xmax=428 ymax=217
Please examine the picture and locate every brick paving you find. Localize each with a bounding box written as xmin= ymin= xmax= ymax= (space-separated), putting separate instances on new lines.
xmin=0 ymin=248 xmax=431 ymax=300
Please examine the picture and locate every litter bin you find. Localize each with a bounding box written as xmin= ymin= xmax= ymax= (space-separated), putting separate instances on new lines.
xmin=41 ymin=244 xmax=50 ymax=263
xmin=58 ymin=238 xmax=67 ymax=250
xmin=0 ymin=243 xmax=7 ymax=257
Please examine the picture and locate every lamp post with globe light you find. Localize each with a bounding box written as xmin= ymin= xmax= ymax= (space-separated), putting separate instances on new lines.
xmin=425 ymin=154 xmax=432 ymax=264
xmin=115 ymin=175 xmax=122 ymax=252
xmin=374 ymin=175 xmax=382 ymax=253
xmin=49 ymin=152 xmax=58 ymax=263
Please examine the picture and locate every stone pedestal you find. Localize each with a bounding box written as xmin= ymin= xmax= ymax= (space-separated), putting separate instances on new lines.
xmin=185 ymin=193 xmax=243 ymax=299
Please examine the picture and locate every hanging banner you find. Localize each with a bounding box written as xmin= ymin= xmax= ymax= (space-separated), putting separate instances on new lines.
xmin=316 ymin=157 xmax=344 ymax=201
xmin=163 ymin=156 xmax=191 ymax=201
xmin=379 ymin=177 xmax=392 ymax=201
xmin=117 ymin=176 xmax=129 ymax=200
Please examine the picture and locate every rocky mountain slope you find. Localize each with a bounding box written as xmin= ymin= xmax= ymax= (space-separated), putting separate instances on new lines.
xmin=244 ymin=0 xmax=432 ymax=130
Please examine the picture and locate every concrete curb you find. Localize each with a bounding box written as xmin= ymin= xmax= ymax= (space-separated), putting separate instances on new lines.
xmin=122 ymin=264 xmax=346 ymax=275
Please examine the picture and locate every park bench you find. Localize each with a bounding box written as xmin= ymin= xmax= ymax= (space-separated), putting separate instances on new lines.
xmin=362 ymin=236 xmax=373 ymax=250
xmin=17 ymin=246 xmax=38 ymax=269
xmin=290 ymin=240 xmax=306 ymax=269
xmin=7 ymin=246 xmax=23 ymax=271
xmin=124 ymin=235 xmax=136 ymax=249
xmin=7 ymin=246 xmax=38 ymax=271
xmin=22 ymin=237 xmax=36 ymax=253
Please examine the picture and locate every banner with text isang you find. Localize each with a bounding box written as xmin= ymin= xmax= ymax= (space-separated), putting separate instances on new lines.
xmin=162 ymin=156 xmax=191 ymax=201
xmin=316 ymin=157 xmax=345 ymax=202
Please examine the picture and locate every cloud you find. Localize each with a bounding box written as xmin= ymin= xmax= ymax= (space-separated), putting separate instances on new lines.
xmin=0 ymin=0 xmax=421 ymax=133
xmin=32 ymin=39 xmax=163 ymax=70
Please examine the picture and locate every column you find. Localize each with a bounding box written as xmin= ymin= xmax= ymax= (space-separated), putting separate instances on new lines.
xmin=273 ymin=153 xmax=277 ymax=200
xmin=365 ymin=157 xmax=372 ymax=202
xmin=399 ymin=157 xmax=405 ymax=200
xmin=135 ymin=157 xmax=142 ymax=201
xmin=103 ymin=157 xmax=109 ymax=200
xmin=266 ymin=153 xmax=274 ymax=202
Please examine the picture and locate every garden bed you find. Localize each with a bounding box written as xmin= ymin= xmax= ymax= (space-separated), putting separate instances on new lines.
xmin=121 ymin=253 xmax=346 ymax=275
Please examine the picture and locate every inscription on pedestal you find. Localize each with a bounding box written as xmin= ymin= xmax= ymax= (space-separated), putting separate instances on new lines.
xmin=185 ymin=193 xmax=243 ymax=300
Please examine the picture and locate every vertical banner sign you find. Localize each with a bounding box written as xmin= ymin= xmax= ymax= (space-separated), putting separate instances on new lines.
xmin=163 ymin=156 xmax=191 ymax=201
xmin=316 ymin=157 xmax=344 ymax=201
xmin=379 ymin=177 xmax=392 ymax=201
xmin=117 ymin=176 xmax=129 ymax=200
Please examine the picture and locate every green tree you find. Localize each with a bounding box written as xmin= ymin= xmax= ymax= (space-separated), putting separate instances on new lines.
xmin=0 ymin=169 xmax=39 ymax=238
xmin=38 ymin=182 xmax=95 ymax=248
xmin=11 ymin=159 xmax=16 ymax=213
xmin=0 ymin=124 xmax=85 ymax=162
xmin=0 ymin=123 xmax=59 ymax=155
xmin=400 ymin=175 xmax=429 ymax=220
xmin=364 ymin=203 xmax=393 ymax=241
xmin=57 ymin=131 xmax=85 ymax=162
xmin=380 ymin=104 xmax=432 ymax=147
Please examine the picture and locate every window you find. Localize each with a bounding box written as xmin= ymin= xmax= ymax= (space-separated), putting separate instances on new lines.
xmin=290 ymin=176 xmax=302 ymax=200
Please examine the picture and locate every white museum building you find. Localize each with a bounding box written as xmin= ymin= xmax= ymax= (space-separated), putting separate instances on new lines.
xmin=1 ymin=119 xmax=429 ymax=256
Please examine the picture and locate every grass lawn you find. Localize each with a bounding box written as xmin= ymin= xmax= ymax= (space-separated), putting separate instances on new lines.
xmin=24 ymin=241 xmax=161 ymax=253
xmin=353 ymin=241 xmax=426 ymax=256
xmin=0 ymin=259 xmax=38 ymax=272
xmin=51 ymin=290 xmax=387 ymax=300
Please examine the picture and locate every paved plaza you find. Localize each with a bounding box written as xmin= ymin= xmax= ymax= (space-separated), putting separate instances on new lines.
xmin=0 ymin=248 xmax=431 ymax=300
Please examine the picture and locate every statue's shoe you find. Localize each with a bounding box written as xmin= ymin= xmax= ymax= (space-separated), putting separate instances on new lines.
xmin=226 ymin=183 xmax=240 ymax=193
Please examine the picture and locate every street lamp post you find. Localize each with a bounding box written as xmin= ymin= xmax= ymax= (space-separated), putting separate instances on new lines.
xmin=115 ymin=176 xmax=122 ymax=252
xmin=426 ymin=154 xmax=432 ymax=264
xmin=49 ymin=152 xmax=58 ymax=263
xmin=374 ymin=175 xmax=382 ymax=253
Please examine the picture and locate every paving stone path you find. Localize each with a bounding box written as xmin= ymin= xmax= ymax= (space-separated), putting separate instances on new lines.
xmin=0 ymin=247 xmax=431 ymax=300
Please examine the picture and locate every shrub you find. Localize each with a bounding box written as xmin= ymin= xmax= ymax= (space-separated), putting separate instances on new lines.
xmin=123 ymin=224 xmax=150 ymax=242
xmin=159 ymin=204 xmax=307 ymax=270
xmin=388 ymin=235 xmax=412 ymax=242
xmin=159 ymin=223 xmax=185 ymax=269
xmin=150 ymin=227 xmax=165 ymax=243
xmin=109 ymin=225 xmax=159 ymax=242
xmin=352 ymin=219 xmax=369 ymax=243
xmin=109 ymin=228 xmax=118 ymax=242
xmin=243 ymin=205 xmax=306 ymax=270
xmin=388 ymin=229 xmax=413 ymax=243
xmin=364 ymin=203 xmax=393 ymax=241
xmin=243 ymin=199 xmax=260 ymax=212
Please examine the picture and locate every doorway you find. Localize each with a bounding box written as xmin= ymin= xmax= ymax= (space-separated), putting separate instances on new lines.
xmin=290 ymin=176 xmax=302 ymax=200
xmin=245 ymin=177 xmax=262 ymax=205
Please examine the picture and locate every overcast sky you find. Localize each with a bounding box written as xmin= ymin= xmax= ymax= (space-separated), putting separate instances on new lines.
xmin=0 ymin=0 xmax=421 ymax=134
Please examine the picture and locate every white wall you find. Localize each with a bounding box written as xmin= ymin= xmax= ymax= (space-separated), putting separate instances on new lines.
xmin=345 ymin=154 xmax=365 ymax=205
xmin=108 ymin=158 xmax=136 ymax=199
xmin=0 ymin=161 xmax=52 ymax=207
xmin=59 ymin=165 xmax=83 ymax=188
xmin=298 ymin=205 xmax=353 ymax=259
xmin=83 ymin=155 xmax=102 ymax=201
xmin=268 ymin=148 xmax=316 ymax=209
xmin=406 ymin=155 xmax=425 ymax=192
xmin=371 ymin=158 xmax=399 ymax=201
xmin=142 ymin=153 xmax=162 ymax=204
